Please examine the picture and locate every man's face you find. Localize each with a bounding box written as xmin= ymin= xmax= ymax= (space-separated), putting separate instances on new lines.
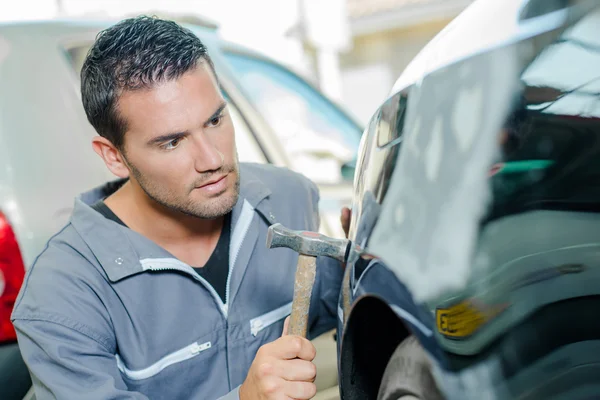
xmin=117 ymin=62 xmax=240 ymax=219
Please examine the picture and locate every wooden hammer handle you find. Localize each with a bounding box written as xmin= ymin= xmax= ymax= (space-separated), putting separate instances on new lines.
xmin=288 ymin=254 xmax=317 ymax=337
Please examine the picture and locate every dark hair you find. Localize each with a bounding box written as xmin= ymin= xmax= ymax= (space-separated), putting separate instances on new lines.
xmin=81 ymin=16 xmax=215 ymax=149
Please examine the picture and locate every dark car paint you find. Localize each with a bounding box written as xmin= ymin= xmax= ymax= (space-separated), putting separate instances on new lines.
xmin=336 ymin=1 xmax=600 ymax=399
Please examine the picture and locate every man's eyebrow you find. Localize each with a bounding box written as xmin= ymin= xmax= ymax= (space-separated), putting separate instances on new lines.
xmin=147 ymin=102 xmax=228 ymax=146
xmin=204 ymin=102 xmax=228 ymax=125
xmin=147 ymin=131 xmax=187 ymax=146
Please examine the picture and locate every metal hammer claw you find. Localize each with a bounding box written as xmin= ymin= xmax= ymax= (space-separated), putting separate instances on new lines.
xmin=266 ymin=223 xmax=350 ymax=337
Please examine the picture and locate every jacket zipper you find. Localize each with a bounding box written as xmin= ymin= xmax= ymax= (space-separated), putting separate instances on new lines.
xmin=224 ymin=199 xmax=253 ymax=391
xmin=116 ymin=341 xmax=212 ymax=381
xmin=139 ymin=201 xmax=254 ymax=391
xmin=225 ymin=200 xmax=254 ymax=313
xmin=139 ymin=200 xmax=255 ymax=318
xmin=250 ymin=301 xmax=293 ymax=336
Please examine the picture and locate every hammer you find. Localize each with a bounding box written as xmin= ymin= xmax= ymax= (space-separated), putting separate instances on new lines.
xmin=266 ymin=223 xmax=350 ymax=337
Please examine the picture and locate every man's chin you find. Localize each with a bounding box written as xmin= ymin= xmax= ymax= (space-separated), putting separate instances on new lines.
xmin=187 ymin=187 xmax=239 ymax=218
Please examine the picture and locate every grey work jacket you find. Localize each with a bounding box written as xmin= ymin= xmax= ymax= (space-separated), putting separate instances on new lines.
xmin=11 ymin=163 xmax=343 ymax=400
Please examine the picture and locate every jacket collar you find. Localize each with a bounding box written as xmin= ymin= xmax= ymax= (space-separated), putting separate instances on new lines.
xmin=70 ymin=164 xmax=273 ymax=282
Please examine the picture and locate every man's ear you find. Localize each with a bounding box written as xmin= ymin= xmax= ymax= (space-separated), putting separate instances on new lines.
xmin=92 ymin=136 xmax=130 ymax=178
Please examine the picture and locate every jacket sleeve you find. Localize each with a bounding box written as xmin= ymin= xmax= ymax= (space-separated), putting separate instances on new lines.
xmin=308 ymin=255 xmax=344 ymax=340
xmin=13 ymin=316 xmax=150 ymax=400
xmin=304 ymin=180 xmax=345 ymax=340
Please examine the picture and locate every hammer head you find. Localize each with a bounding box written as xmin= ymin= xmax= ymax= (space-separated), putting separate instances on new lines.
xmin=266 ymin=223 xmax=350 ymax=262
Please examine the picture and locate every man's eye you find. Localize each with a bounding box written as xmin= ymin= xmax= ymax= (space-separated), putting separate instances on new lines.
xmin=207 ymin=114 xmax=223 ymax=128
xmin=162 ymin=137 xmax=182 ymax=150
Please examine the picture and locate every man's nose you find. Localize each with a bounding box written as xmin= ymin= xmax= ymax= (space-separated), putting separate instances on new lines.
xmin=191 ymin=132 xmax=223 ymax=172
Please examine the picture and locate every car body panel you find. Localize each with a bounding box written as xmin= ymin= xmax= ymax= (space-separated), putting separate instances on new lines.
xmin=338 ymin=1 xmax=600 ymax=399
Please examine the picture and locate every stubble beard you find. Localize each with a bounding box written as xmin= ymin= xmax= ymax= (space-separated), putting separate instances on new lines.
xmin=129 ymin=159 xmax=241 ymax=219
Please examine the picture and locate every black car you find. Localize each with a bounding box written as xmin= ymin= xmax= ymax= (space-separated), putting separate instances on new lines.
xmin=337 ymin=0 xmax=600 ymax=399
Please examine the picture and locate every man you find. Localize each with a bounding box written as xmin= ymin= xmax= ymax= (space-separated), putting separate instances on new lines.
xmin=11 ymin=16 xmax=348 ymax=400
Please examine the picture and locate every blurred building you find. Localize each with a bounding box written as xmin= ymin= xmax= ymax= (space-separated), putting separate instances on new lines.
xmin=0 ymin=0 xmax=474 ymax=126
xmin=340 ymin=0 xmax=474 ymax=124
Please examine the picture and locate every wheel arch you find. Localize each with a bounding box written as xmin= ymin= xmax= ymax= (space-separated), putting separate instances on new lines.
xmin=339 ymin=295 xmax=411 ymax=400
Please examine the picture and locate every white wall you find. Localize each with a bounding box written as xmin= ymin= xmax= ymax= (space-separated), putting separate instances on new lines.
xmin=339 ymin=20 xmax=451 ymax=125
xmin=341 ymin=63 xmax=394 ymax=125
xmin=0 ymin=0 xmax=58 ymax=21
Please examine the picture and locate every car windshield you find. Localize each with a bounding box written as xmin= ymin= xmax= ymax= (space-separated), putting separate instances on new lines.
xmin=225 ymin=52 xmax=362 ymax=184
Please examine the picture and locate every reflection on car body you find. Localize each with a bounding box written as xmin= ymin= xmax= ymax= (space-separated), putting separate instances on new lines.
xmin=337 ymin=0 xmax=600 ymax=399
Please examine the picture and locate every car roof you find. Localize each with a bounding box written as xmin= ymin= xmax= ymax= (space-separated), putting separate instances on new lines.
xmin=0 ymin=18 xmax=218 ymax=37
xmin=390 ymin=0 xmax=572 ymax=94
xmin=0 ymin=18 xmax=272 ymax=66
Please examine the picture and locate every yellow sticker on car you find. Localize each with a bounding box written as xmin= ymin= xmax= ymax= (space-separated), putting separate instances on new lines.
xmin=436 ymin=299 xmax=506 ymax=338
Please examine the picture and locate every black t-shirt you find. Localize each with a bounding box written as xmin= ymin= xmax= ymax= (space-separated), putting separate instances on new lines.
xmin=196 ymin=213 xmax=230 ymax=304
xmin=91 ymin=200 xmax=230 ymax=303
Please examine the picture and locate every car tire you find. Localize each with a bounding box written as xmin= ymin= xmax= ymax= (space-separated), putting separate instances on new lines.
xmin=376 ymin=336 xmax=444 ymax=400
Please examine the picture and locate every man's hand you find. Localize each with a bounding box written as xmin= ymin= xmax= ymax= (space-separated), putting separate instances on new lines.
xmin=239 ymin=317 xmax=317 ymax=400
xmin=340 ymin=207 xmax=351 ymax=239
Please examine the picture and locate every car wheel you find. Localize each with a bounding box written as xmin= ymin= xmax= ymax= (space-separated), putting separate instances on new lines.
xmin=376 ymin=336 xmax=444 ymax=400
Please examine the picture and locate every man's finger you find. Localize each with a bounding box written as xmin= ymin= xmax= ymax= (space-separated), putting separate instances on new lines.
xmin=340 ymin=207 xmax=350 ymax=224
xmin=340 ymin=207 xmax=351 ymax=238
xmin=273 ymin=358 xmax=317 ymax=382
xmin=269 ymin=335 xmax=316 ymax=361
xmin=283 ymin=380 xmax=318 ymax=400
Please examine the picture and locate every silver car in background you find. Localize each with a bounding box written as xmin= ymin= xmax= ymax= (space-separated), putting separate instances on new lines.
xmin=0 ymin=19 xmax=360 ymax=400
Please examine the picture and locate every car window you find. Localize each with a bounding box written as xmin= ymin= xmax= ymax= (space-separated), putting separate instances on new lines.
xmin=224 ymin=52 xmax=362 ymax=184
xmin=376 ymin=91 xmax=408 ymax=148
xmin=62 ymin=44 xmax=268 ymax=165
xmin=349 ymin=88 xmax=408 ymax=246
